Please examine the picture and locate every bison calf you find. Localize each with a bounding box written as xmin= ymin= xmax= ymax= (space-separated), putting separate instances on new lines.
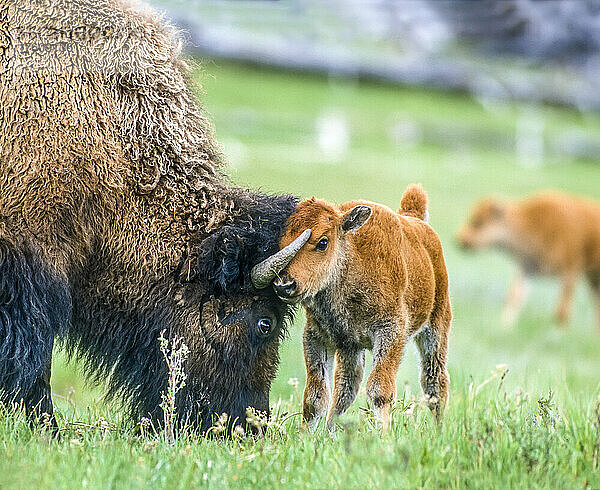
xmin=458 ymin=191 xmax=600 ymax=329
xmin=269 ymin=184 xmax=451 ymax=431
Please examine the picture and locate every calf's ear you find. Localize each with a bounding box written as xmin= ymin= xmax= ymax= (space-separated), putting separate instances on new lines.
xmin=490 ymin=201 xmax=506 ymax=219
xmin=342 ymin=205 xmax=372 ymax=233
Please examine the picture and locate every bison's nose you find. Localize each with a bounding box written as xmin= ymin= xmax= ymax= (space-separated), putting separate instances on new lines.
xmin=273 ymin=280 xmax=297 ymax=298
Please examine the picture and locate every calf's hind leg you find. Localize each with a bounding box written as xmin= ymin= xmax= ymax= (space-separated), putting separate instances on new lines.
xmin=587 ymin=271 xmax=600 ymax=330
xmin=414 ymin=302 xmax=450 ymax=422
xmin=557 ymin=269 xmax=579 ymax=326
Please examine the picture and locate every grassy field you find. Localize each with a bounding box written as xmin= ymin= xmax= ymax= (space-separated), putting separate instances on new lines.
xmin=3 ymin=61 xmax=600 ymax=488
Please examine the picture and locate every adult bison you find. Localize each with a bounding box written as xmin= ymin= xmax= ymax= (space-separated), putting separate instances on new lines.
xmin=0 ymin=0 xmax=306 ymax=432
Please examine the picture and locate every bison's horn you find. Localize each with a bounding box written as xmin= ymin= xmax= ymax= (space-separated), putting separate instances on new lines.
xmin=251 ymin=229 xmax=311 ymax=289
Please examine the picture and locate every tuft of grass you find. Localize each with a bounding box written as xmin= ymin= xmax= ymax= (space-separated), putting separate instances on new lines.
xmin=1 ymin=373 xmax=599 ymax=488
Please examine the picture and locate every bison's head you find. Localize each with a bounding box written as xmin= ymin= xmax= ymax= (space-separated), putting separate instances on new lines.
xmin=189 ymin=193 xmax=306 ymax=433
xmin=177 ymin=288 xmax=292 ymax=434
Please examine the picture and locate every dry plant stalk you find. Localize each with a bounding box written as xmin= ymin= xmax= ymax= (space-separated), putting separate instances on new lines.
xmin=158 ymin=329 xmax=189 ymax=444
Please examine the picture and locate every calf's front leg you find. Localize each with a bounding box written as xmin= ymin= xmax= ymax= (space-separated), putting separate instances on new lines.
xmin=326 ymin=348 xmax=365 ymax=429
xmin=302 ymin=318 xmax=333 ymax=431
xmin=501 ymin=268 xmax=529 ymax=328
xmin=366 ymin=324 xmax=406 ymax=433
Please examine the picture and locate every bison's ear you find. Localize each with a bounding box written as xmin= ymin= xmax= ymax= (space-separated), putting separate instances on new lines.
xmin=196 ymin=193 xmax=298 ymax=293
xmin=342 ymin=205 xmax=372 ymax=233
xmin=196 ymin=225 xmax=246 ymax=292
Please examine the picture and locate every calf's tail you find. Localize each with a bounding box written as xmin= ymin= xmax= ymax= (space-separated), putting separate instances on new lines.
xmin=399 ymin=183 xmax=429 ymax=222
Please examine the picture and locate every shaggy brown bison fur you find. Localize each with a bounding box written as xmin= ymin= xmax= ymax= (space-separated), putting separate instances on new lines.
xmin=0 ymin=0 xmax=300 ymax=432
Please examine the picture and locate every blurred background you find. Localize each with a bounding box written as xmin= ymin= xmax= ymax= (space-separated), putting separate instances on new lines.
xmin=54 ymin=0 xmax=600 ymax=416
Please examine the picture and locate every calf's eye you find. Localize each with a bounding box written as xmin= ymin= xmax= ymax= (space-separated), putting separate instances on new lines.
xmin=256 ymin=318 xmax=274 ymax=337
xmin=316 ymin=237 xmax=329 ymax=251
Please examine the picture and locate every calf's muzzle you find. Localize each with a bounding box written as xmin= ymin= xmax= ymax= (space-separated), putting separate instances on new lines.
xmin=251 ymin=229 xmax=311 ymax=289
xmin=273 ymin=279 xmax=298 ymax=299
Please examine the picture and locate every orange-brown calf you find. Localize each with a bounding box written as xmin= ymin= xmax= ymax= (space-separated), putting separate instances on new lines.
xmin=274 ymin=184 xmax=451 ymax=431
xmin=457 ymin=191 xmax=600 ymax=329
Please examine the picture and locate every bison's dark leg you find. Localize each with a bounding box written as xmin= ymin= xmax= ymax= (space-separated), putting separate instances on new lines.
xmin=0 ymin=240 xmax=70 ymax=425
xmin=23 ymin=350 xmax=56 ymax=427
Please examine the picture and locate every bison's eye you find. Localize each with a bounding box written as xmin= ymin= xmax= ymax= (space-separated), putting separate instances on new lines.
xmin=256 ymin=317 xmax=274 ymax=337
xmin=316 ymin=237 xmax=329 ymax=251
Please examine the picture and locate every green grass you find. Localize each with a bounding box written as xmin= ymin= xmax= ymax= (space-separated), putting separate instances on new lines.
xmin=4 ymin=61 xmax=600 ymax=488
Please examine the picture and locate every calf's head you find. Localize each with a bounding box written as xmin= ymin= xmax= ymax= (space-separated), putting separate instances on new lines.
xmin=252 ymin=198 xmax=371 ymax=303
xmin=457 ymin=198 xmax=510 ymax=250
